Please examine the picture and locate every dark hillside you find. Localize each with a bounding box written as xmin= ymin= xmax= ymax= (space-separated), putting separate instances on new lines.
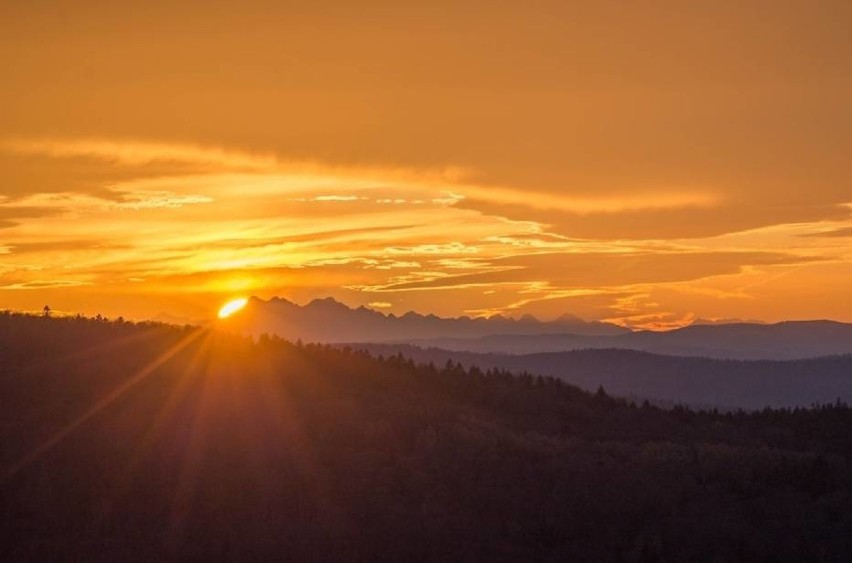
xmin=1 ymin=313 xmax=851 ymax=562
xmin=348 ymin=344 xmax=852 ymax=410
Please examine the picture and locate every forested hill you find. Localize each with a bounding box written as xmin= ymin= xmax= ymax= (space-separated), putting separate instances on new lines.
xmin=348 ymin=344 xmax=852 ymax=410
xmin=1 ymin=312 xmax=852 ymax=562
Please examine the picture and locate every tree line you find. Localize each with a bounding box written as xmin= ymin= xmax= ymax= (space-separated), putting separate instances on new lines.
xmin=1 ymin=312 xmax=850 ymax=561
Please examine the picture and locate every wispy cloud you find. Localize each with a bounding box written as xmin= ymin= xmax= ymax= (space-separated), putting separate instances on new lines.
xmin=1 ymin=280 xmax=92 ymax=290
xmin=799 ymin=226 xmax=852 ymax=238
xmin=462 ymin=185 xmax=722 ymax=214
xmin=2 ymin=138 xmax=280 ymax=171
xmin=1 ymin=137 xmax=851 ymax=328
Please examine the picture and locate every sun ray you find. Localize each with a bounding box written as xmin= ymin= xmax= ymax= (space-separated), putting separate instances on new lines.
xmin=100 ymin=329 xmax=219 ymax=509
xmin=1 ymin=327 xmax=207 ymax=482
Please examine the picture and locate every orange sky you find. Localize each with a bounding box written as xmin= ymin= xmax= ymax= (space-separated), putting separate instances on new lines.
xmin=1 ymin=1 xmax=851 ymax=329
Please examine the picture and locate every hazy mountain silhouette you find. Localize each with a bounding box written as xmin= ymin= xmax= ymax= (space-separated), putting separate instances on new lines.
xmin=350 ymin=344 xmax=852 ymax=410
xmin=411 ymin=320 xmax=852 ymax=360
xmin=230 ymin=297 xmax=852 ymax=360
xmin=228 ymin=296 xmax=628 ymax=342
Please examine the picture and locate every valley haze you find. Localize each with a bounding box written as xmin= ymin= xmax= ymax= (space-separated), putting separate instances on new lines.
xmin=207 ymin=296 xmax=852 ymax=410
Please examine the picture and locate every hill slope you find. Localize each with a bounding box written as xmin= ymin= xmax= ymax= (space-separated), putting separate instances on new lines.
xmin=1 ymin=313 xmax=851 ymax=562
xmin=350 ymin=344 xmax=852 ymax=410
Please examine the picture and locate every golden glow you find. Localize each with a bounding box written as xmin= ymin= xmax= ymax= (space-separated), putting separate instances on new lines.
xmin=218 ymin=298 xmax=248 ymax=319
xmin=1 ymin=3 xmax=851 ymax=329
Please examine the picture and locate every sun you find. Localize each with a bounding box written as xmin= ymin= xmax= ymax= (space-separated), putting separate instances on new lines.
xmin=218 ymin=297 xmax=249 ymax=319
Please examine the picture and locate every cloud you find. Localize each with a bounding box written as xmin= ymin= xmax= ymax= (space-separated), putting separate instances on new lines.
xmin=113 ymin=191 xmax=213 ymax=209
xmin=2 ymin=137 xmax=469 ymax=189
xmin=2 ymin=138 xmax=280 ymax=171
xmin=384 ymin=242 xmax=481 ymax=255
xmin=3 ymin=240 xmax=128 ymax=255
xmin=1 ymin=135 xmax=851 ymax=325
xmin=460 ymin=185 xmax=721 ymax=214
xmin=463 ymin=288 xmax=625 ymax=320
xmin=0 ymin=150 xmax=202 ymax=200
xmin=0 ymin=203 xmax=64 ymax=229
xmin=166 ymin=225 xmax=419 ymax=251
xmin=297 ymin=195 xmax=369 ymax=202
xmin=799 ymin=226 xmax=852 ymax=238
xmin=459 ymin=199 xmax=852 ymax=240
xmin=1 ymin=280 xmax=92 ymax=290
xmin=365 ymin=251 xmax=824 ymax=292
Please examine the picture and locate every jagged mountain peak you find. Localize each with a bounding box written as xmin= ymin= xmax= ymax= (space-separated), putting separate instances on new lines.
xmin=555 ymin=312 xmax=585 ymax=324
xmin=236 ymin=296 xmax=627 ymax=342
xmin=307 ymin=296 xmax=349 ymax=308
xmin=231 ymin=297 xmax=852 ymax=359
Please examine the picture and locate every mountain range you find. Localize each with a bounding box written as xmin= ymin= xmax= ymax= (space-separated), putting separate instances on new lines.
xmin=225 ymin=297 xmax=852 ymax=360
xmin=226 ymin=296 xmax=627 ymax=340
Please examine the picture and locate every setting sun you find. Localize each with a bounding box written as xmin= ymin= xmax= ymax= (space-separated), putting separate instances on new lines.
xmin=218 ymin=297 xmax=249 ymax=319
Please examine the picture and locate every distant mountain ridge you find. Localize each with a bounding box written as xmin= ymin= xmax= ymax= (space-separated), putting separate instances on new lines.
xmin=347 ymin=344 xmax=852 ymax=410
xmin=228 ymin=296 xmax=628 ymax=341
xmin=411 ymin=320 xmax=852 ymax=360
xmin=228 ymin=297 xmax=852 ymax=360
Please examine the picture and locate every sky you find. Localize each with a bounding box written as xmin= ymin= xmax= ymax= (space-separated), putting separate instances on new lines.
xmin=1 ymin=1 xmax=850 ymax=329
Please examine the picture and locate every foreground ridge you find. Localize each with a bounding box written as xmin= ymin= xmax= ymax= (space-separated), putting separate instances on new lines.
xmin=1 ymin=313 xmax=851 ymax=562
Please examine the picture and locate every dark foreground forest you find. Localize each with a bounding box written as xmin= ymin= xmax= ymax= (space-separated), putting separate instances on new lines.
xmin=1 ymin=313 xmax=851 ymax=562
